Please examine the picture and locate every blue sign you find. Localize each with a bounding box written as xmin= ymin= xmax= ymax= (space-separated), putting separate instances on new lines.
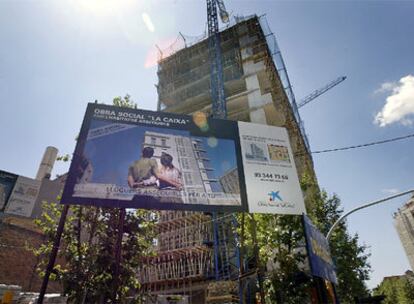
xmin=302 ymin=214 xmax=338 ymax=284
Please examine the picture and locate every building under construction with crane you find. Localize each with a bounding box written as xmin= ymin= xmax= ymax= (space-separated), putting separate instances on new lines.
xmin=139 ymin=10 xmax=318 ymax=304
xmin=156 ymin=14 xmax=315 ymax=179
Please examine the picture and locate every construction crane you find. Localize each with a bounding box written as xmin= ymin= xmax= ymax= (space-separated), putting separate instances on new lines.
xmin=207 ymin=0 xmax=229 ymax=119
xmin=297 ymin=76 xmax=347 ymax=109
xmin=206 ymin=0 xmax=237 ymax=285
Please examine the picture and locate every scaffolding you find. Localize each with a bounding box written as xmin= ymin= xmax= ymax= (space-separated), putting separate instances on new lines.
xmin=139 ymin=211 xmax=214 ymax=294
xmin=156 ymin=15 xmax=311 ymax=162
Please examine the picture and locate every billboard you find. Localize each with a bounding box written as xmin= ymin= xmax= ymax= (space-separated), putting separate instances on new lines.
xmin=302 ymin=214 xmax=338 ymax=284
xmin=61 ymin=103 xmax=305 ymax=214
xmin=5 ymin=176 xmax=41 ymax=217
xmin=239 ymin=122 xmax=305 ymax=215
xmin=0 ymin=170 xmax=18 ymax=211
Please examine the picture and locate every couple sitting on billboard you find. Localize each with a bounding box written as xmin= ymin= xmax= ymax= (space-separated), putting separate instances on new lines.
xmin=127 ymin=147 xmax=183 ymax=190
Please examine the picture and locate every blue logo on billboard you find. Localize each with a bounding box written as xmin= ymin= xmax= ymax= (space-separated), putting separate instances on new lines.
xmin=268 ymin=191 xmax=282 ymax=202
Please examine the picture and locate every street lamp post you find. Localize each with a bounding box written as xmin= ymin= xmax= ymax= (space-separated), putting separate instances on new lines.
xmin=326 ymin=189 xmax=414 ymax=241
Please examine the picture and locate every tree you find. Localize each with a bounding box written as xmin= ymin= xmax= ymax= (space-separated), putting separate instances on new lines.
xmin=302 ymin=173 xmax=371 ymax=303
xmin=113 ymin=94 xmax=137 ymax=109
xmin=236 ymin=198 xmax=310 ymax=303
xmin=33 ymin=95 xmax=156 ymax=303
xmin=253 ymin=213 xmax=310 ymax=303
xmin=373 ymin=272 xmax=414 ymax=304
xmin=238 ymin=173 xmax=371 ymax=303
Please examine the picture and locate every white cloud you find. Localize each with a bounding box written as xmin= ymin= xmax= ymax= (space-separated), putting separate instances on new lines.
xmin=381 ymin=188 xmax=399 ymax=195
xmin=374 ymin=81 xmax=397 ymax=94
xmin=142 ymin=13 xmax=155 ymax=32
xmin=374 ymin=75 xmax=414 ymax=127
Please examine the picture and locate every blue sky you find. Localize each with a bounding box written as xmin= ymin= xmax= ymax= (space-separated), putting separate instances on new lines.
xmin=1 ymin=0 xmax=414 ymax=289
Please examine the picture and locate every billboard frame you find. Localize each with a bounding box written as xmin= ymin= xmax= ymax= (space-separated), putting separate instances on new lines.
xmin=61 ymin=103 xmax=249 ymax=213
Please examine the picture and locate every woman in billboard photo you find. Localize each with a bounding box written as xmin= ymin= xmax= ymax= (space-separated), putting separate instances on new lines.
xmin=158 ymin=152 xmax=182 ymax=190
xmin=128 ymin=148 xmax=182 ymax=190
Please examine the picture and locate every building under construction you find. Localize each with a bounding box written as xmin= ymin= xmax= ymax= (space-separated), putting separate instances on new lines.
xmin=140 ymin=15 xmax=316 ymax=303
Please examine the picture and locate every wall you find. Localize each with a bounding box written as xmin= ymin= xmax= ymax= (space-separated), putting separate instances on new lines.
xmin=0 ymin=221 xmax=61 ymax=292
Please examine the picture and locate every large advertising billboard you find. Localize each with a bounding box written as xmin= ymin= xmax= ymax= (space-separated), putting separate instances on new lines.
xmin=61 ymin=103 xmax=305 ymax=214
xmin=303 ymin=214 xmax=338 ymax=284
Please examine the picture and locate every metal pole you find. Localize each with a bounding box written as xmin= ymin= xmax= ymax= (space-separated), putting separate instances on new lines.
xmin=239 ymin=213 xmax=245 ymax=302
xmin=239 ymin=213 xmax=245 ymax=275
xmin=213 ymin=212 xmax=220 ymax=280
xmin=37 ymin=204 xmax=69 ymax=304
xmin=113 ymin=208 xmax=126 ymax=303
xmin=315 ymin=277 xmax=328 ymax=304
xmin=326 ymin=189 xmax=414 ymax=240
xmin=249 ymin=214 xmax=265 ymax=304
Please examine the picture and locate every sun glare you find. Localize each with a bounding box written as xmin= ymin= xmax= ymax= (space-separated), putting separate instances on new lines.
xmin=75 ymin=0 xmax=135 ymax=16
xmin=142 ymin=13 xmax=155 ymax=32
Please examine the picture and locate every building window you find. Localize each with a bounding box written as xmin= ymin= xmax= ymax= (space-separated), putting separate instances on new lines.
xmin=151 ymin=137 xmax=156 ymax=145
xmin=161 ymin=138 xmax=166 ymax=147
xmin=184 ymin=173 xmax=193 ymax=185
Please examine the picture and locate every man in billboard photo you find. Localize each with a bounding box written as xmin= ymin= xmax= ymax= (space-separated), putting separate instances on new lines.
xmin=128 ymin=146 xmax=159 ymax=188
xmin=127 ymin=147 xmax=182 ymax=190
xmin=158 ymin=152 xmax=182 ymax=190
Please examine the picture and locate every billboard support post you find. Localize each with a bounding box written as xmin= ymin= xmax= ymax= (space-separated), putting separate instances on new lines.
xmin=37 ymin=204 xmax=70 ymax=304
xmin=113 ymin=208 xmax=126 ymax=303
xmin=315 ymin=277 xmax=328 ymax=303
xmin=238 ymin=213 xmax=245 ymax=300
xmin=249 ymin=214 xmax=266 ymax=304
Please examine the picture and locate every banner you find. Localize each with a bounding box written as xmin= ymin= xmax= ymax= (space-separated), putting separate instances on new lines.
xmin=239 ymin=121 xmax=305 ymax=214
xmin=0 ymin=170 xmax=18 ymax=211
xmin=302 ymin=214 xmax=338 ymax=284
xmin=61 ymin=103 xmax=306 ymax=214
xmin=5 ymin=176 xmax=41 ymax=217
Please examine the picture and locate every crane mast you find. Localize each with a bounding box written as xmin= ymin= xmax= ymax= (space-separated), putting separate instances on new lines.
xmin=207 ymin=0 xmax=228 ymax=119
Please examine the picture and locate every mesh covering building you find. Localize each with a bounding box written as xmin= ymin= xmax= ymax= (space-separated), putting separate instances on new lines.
xmin=157 ymin=15 xmax=314 ymax=180
xmin=394 ymin=195 xmax=414 ymax=270
xmin=141 ymin=15 xmax=317 ymax=302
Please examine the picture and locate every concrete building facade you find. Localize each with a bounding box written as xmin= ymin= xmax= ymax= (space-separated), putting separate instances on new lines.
xmin=143 ymin=131 xmax=214 ymax=198
xmin=394 ymin=195 xmax=414 ymax=270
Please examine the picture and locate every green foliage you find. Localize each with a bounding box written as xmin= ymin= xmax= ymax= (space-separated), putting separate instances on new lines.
xmin=56 ymin=154 xmax=70 ymax=162
xmin=238 ymin=172 xmax=371 ymax=303
xmin=112 ymin=94 xmax=137 ymax=109
xmin=32 ymin=96 xmax=157 ymax=303
xmin=257 ymin=214 xmax=311 ymax=303
xmin=373 ymin=272 xmax=414 ymax=304
xmin=32 ymin=202 xmax=156 ymax=303
xmin=237 ymin=212 xmax=310 ymax=303
xmin=303 ymin=173 xmax=371 ymax=303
